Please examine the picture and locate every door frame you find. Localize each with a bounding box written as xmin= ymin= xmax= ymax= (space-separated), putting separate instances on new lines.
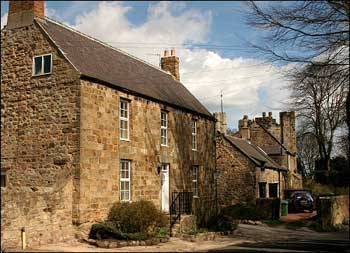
xmin=161 ymin=163 xmax=170 ymax=212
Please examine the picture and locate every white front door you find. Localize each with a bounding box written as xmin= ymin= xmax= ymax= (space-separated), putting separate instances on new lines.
xmin=161 ymin=164 xmax=169 ymax=212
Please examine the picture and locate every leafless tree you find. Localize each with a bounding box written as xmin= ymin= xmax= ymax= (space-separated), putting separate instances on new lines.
xmin=297 ymin=126 xmax=319 ymax=178
xmin=291 ymin=64 xmax=348 ymax=171
xmin=245 ymin=1 xmax=350 ymax=158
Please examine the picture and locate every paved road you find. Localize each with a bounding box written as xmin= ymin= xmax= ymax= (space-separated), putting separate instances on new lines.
xmin=210 ymin=238 xmax=350 ymax=252
xmin=210 ymin=224 xmax=350 ymax=252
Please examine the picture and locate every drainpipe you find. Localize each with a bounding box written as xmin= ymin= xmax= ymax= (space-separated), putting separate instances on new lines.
xmin=214 ymin=122 xmax=218 ymax=217
xmin=21 ymin=227 xmax=26 ymax=250
xmin=278 ymin=170 xmax=281 ymax=199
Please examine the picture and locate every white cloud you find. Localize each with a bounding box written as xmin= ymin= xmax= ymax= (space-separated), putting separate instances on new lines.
xmin=1 ymin=12 xmax=7 ymax=29
xmin=2 ymin=1 xmax=292 ymax=129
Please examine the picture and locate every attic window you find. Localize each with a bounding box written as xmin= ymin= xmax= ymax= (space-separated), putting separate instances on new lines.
xmin=33 ymin=54 xmax=52 ymax=76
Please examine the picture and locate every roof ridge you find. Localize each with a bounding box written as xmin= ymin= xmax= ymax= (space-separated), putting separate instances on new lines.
xmin=42 ymin=17 xmax=174 ymax=78
xmin=224 ymin=134 xmax=283 ymax=170
xmin=248 ymin=141 xmax=282 ymax=169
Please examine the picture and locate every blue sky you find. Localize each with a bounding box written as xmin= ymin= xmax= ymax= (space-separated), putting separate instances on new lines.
xmin=1 ymin=1 xmax=260 ymax=59
xmin=1 ymin=1 xmax=291 ymax=129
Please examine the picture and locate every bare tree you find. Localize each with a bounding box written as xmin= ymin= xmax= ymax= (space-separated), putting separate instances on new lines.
xmin=245 ymin=1 xmax=350 ymax=157
xmin=297 ymin=127 xmax=319 ymax=178
xmin=291 ymin=64 xmax=348 ymax=171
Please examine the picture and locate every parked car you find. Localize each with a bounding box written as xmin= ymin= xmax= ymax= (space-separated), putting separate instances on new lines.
xmin=290 ymin=191 xmax=314 ymax=212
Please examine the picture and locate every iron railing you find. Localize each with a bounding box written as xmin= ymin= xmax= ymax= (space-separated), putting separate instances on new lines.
xmin=169 ymin=191 xmax=193 ymax=230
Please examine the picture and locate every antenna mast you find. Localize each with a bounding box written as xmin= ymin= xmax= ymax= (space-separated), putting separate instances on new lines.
xmin=220 ymin=89 xmax=224 ymax=114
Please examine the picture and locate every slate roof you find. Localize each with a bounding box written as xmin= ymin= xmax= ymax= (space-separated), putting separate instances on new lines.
xmin=222 ymin=134 xmax=286 ymax=171
xmin=35 ymin=18 xmax=212 ymax=118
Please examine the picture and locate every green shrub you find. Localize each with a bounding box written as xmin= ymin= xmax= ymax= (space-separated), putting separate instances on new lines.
xmin=153 ymin=227 xmax=169 ymax=238
xmin=221 ymin=204 xmax=265 ymax=221
xmin=107 ymin=200 xmax=168 ymax=234
xmin=206 ymin=213 xmax=236 ymax=232
xmin=124 ymin=232 xmax=149 ymax=241
xmin=89 ymin=222 xmax=126 ymax=240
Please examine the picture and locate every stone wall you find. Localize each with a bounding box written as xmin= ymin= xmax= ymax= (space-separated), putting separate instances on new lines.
xmin=255 ymin=168 xmax=285 ymax=199
xmin=216 ymin=135 xmax=257 ymax=207
xmin=77 ymin=80 xmax=216 ymax=225
xmin=1 ymin=23 xmax=80 ymax=249
xmin=318 ymin=195 xmax=349 ymax=228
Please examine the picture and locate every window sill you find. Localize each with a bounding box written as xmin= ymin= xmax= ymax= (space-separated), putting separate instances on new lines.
xmin=32 ymin=72 xmax=52 ymax=77
xmin=192 ymin=149 xmax=197 ymax=152
xmin=193 ymin=196 xmax=199 ymax=199
xmin=161 ymin=144 xmax=168 ymax=147
xmin=120 ymin=138 xmax=130 ymax=142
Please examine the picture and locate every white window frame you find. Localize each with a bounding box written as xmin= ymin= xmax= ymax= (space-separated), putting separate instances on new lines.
xmin=161 ymin=111 xmax=168 ymax=147
xmin=192 ymin=120 xmax=197 ymax=151
xmin=120 ymin=160 xmax=131 ymax=202
xmin=192 ymin=166 xmax=199 ymax=198
xmin=32 ymin=53 xmax=53 ymax=76
xmin=120 ymin=99 xmax=130 ymax=141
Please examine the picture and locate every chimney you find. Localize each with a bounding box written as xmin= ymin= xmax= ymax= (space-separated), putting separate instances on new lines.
xmin=7 ymin=1 xmax=45 ymax=29
xmin=160 ymin=49 xmax=180 ymax=81
xmin=262 ymin=112 xmax=266 ymax=118
xmin=214 ymin=112 xmax=228 ymax=135
xmin=268 ymin=112 xmax=272 ymax=118
xmin=238 ymin=115 xmax=250 ymax=140
xmin=280 ymin=111 xmax=296 ymax=152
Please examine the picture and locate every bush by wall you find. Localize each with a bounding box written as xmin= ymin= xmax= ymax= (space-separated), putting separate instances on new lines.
xmin=221 ymin=203 xmax=266 ymax=221
xmin=89 ymin=200 xmax=168 ymax=241
xmin=107 ymin=200 xmax=168 ymax=234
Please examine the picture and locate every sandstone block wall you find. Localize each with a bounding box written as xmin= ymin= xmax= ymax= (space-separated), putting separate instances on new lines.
xmin=318 ymin=195 xmax=349 ymax=227
xmin=216 ymin=135 xmax=257 ymax=206
xmin=256 ymin=168 xmax=285 ymax=198
xmin=77 ymin=79 xmax=216 ymax=224
xmin=1 ymin=23 xmax=80 ymax=249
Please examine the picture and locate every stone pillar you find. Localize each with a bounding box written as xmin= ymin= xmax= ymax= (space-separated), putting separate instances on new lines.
xmin=7 ymin=0 xmax=45 ymax=29
xmin=213 ymin=112 xmax=227 ymax=135
xmin=160 ymin=49 xmax=180 ymax=81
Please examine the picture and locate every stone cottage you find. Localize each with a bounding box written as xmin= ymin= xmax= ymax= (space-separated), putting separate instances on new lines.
xmin=216 ymin=132 xmax=286 ymax=207
xmin=215 ymin=111 xmax=302 ymax=207
xmin=1 ymin=1 xmax=216 ymax=249
xmin=237 ymin=112 xmax=302 ymax=189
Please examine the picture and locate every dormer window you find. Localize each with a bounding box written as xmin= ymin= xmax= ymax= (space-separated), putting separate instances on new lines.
xmin=33 ymin=54 xmax=52 ymax=76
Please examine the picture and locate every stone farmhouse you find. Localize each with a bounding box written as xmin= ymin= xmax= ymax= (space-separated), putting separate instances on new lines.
xmin=1 ymin=1 xmax=216 ymax=249
xmin=215 ymin=111 xmax=302 ymax=207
